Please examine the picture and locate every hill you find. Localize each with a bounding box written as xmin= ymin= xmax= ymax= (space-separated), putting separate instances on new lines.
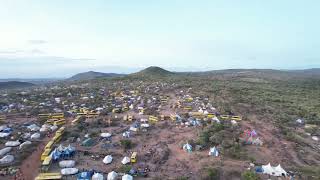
xmin=130 ymin=66 xmax=175 ymax=78
xmin=0 ymin=81 xmax=35 ymax=90
xmin=69 ymin=71 xmax=124 ymax=81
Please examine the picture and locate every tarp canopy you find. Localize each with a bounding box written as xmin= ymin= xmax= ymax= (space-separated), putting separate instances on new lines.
xmin=92 ymin=173 xmax=104 ymax=180
xmin=208 ymin=147 xmax=219 ymax=157
xmin=122 ymin=174 xmax=133 ymax=180
xmin=0 ymin=155 xmax=14 ymax=164
xmin=76 ymin=171 xmax=93 ymax=179
xmin=183 ymin=143 xmax=192 ymax=153
xmin=121 ymin=157 xmax=130 ymax=165
xmin=107 ymin=171 xmax=118 ymax=180
xmin=103 ymin=155 xmax=113 ymax=164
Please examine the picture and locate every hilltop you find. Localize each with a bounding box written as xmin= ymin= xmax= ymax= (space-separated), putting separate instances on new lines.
xmin=68 ymin=71 xmax=124 ymax=81
xmin=130 ymin=66 xmax=175 ymax=78
xmin=0 ymin=81 xmax=35 ymax=90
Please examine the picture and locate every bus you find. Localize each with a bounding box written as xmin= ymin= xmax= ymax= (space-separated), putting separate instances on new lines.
xmin=56 ymin=126 xmax=65 ymax=135
xmin=52 ymin=133 xmax=62 ymax=143
xmin=35 ymin=173 xmax=62 ymax=180
xmin=41 ymin=148 xmax=52 ymax=161
xmin=131 ymin=152 xmax=137 ymax=163
xmin=220 ymin=115 xmax=230 ymax=120
xmin=231 ymin=116 xmax=242 ymax=121
xmin=44 ymin=140 xmax=54 ymax=150
xmin=53 ymin=119 xmax=66 ymax=126
xmin=149 ymin=116 xmax=158 ymax=123
xmin=207 ymin=113 xmax=216 ymax=118
xmin=41 ymin=156 xmax=52 ymax=172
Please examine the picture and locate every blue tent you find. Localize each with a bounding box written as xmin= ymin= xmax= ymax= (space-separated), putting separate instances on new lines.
xmin=2 ymin=128 xmax=12 ymax=133
xmin=76 ymin=171 xmax=94 ymax=180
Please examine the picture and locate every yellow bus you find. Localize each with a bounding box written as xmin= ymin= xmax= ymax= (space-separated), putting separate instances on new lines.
xmin=41 ymin=148 xmax=52 ymax=161
xmin=207 ymin=113 xmax=216 ymax=118
xmin=149 ymin=116 xmax=158 ymax=123
xmin=39 ymin=114 xmax=50 ymax=118
xmin=52 ymin=133 xmax=62 ymax=143
xmin=56 ymin=126 xmax=65 ymax=135
xmin=190 ymin=112 xmax=204 ymax=119
xmin=53 ymin=119 xmax=66 ymax=126
xmin=41 ymin=156 xmax=52 ymax=172
xmin=231 ymin=116 xmax=242 ymax=121
xmin=220 ymin=115 xmax=230 ymax=120
xmin=131 ymin=152 xmax=137 ymax=163
xmin=35 ymin=173 xmax=62 ymax=180
xmin=71 ymin=116 xmax=81 ymax=125
xmin=45 ymin=119 xmax=56 ymax=125
xmin=183 ymin=106 xmax=192 ymax=110
xmin=44 ymin=140 xmax=54 ymax=150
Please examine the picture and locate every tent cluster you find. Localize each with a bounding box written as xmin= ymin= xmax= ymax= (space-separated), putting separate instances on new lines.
xmin=242 ymin=129 xmax=263 ymax=146
xmin=51 ymin=144 xmax=76 ymax=161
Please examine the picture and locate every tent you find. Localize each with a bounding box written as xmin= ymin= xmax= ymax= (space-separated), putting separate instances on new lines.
xmin=92 ymin=173 xmax=104 ymax=180
xmin=121 ymin=157 xmax=130 ymax=165
xmin=107 ymin=171 xmax=118 ymax=180
xmin=0 ymin=155 xmax=14 ymax=164
xmin=101 ymin=133 xmax=112 ymax=138
xmin=212 ymin=117 xmax=220 ymax=123
xmin=82 ymin=138 xmax=94 ymax=147
xmin=103 ymin=155 xmax=113 ymax=164
xmin=122 ymin=174 xmax=133 ymax=180
xmin=208 ymin=147 xmax=219 ymax=157
xmin=183 ymin=143 xmax=192 ymax=153
xmin=262 ymin=163 xmax=287 ymax=177
xmin=252 ymin=137 xmax=263 ymax=146
xmin=262 ymin=163 xmax=273 ymax=175
xmin=76 ymin=171 xmax=93 ymax=179
xmin=274 ymin=164 xmax=287 ymax=177
xmin=122 ymin=131 xmax=130 ymax=138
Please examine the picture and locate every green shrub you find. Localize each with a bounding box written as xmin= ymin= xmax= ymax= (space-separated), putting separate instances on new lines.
xmin=120 ymin=139 xmax=132 ymax=150
xmin=241 ymin=171 xmax=260 ymax=180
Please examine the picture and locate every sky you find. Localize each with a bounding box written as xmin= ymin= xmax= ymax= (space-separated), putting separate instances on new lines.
xmin=0 ymin=0 xmax=320 ymax=78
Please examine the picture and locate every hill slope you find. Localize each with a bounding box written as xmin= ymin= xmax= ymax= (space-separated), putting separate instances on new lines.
xmin=0 ymin=81 xmax=35 ymax=90
xmin=130 ymin=66 xmax=175 ymax=78
xmin=69 ymin=71 xmax=124 ymax=81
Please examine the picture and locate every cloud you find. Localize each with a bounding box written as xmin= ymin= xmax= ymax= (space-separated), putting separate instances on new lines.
xmin=27 ymin=40 xmax=48 ymax=44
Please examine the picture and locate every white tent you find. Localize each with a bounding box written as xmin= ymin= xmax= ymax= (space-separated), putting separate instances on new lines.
xmin=122 ymin=174 xmax=133 ymax=180
xmin=0 ymin=147 xmax=12 ymax=157
xmin=121 ymin=156 xmax=130 ymax=165
xmin=212 ymin=117 xmax=220 ymax=123
xmin=262 ymin=163 xmax=287 ymax=177
xmin=107 ymin=171 xmax=118 ymax=180
xmin=274 ymin=164 xmax=287 ymax=177
xmin=101 ymin=133 xmax=112 ymax=138
xmin=5 ymin=141 xmax=21 ymax=147
xmin=208 ymin=147 xmax=219 ymax=157
xmin=19 ymin=141 xmax=31 ymax=149
xmin=92 ymin=173 xmax=104 ymax=180
xmin=0 ymin=155 xmax=14 ymax=164
xmin=103 ymin=155 xmax=113 ymax=164
xmin=183 ymin=143 xmax=192 ymax=153
xmin=262 ymin=163 xmax=273 ymax=175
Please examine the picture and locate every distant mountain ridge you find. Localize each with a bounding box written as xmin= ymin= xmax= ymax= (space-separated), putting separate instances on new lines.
xmin=68 ymin=71 xmax=124 ymax=81
xmin=0 ymin=81 xmax=35 ymax=90
xmin=68 ymin=67 xmax=320 ymax=81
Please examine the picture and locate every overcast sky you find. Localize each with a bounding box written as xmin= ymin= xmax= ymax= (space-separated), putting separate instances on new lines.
xmin=0 ymin=0 xmax=319 ymax=78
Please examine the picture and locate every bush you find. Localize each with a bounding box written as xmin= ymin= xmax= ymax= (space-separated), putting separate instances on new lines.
xmin=241 ymin=171 xmax=260 ymax=180
xmin=120 ymin=139 xmax=132 ymax=150
xmin=204 ymin=168 xmax=220 ymax=180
